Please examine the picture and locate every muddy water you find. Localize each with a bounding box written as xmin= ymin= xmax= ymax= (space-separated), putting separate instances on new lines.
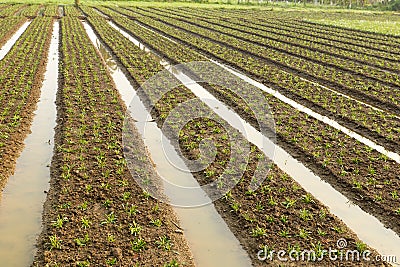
xmin=106 ymin=23 xmax=400 ymax=266
xmin=0 ymin=21 xmax=59 ymax=266
xmin=108 ymin=21 xmax=167 ymax=58
xmin=0 ymin=20 xmax=31 ymax=60
xmin=83 ymin=21 xmax=252 ymax=267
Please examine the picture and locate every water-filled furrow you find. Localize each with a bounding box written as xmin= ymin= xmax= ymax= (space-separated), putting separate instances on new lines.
xmin=0 ymin=21 xmax=58 ymax=266
xmin=0 ymin=20 xmax=31 ymax=61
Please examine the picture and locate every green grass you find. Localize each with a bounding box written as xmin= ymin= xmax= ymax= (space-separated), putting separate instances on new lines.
xmin=309 ymin=18 xmax=400 ymax=35
xmin=77 ymin=0 xmax=400 ymax=12
xmin=84 ymin=0 xmax=277 ymax=9
xmin=0 ymin=0 xmax=391 ymax=11
xmin=0 ymin=0 xmax=74 ymax=3
xmin=1 ymin=0 xmax=398 ymax=35
xmin=77 ymin=0 xmax=391 ymax=11
xmin=0 ymin=0 xmax=386 ymax=11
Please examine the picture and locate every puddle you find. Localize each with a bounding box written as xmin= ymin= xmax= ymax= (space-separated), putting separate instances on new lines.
xmin=83 ymin=20 xmax=252 ymax=267
xmin=108 ymin=20 xmax=160 ymax=55
xmin=0 ymin=20 xmax=31 ymax=61
xmin=97 ymin=41 xmax=117 ymax=72
xmin=107 ymin=22 xmax=400 ymax=266
xmin=0 ymin=21 xmax=58 ymax=266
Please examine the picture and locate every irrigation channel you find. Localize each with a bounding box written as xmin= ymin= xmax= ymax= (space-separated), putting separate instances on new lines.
xmin=93 ymin=20 xmax=400 ymax=265
xmin=83 ymin=21 xmax=253 ymax=267
xmin=0 ymin=21 xmax=59 ymax=266
xmin=209 ymin=59 xmax=400 ymax=165
xmin=0 ymin=20 xmax=30 ymax=61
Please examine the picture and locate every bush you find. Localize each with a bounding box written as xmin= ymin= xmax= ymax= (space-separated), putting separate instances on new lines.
xmin=389 ymin=0 xmax=400 ymax=10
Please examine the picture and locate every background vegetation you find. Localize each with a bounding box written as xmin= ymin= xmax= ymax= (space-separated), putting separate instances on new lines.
xmin=1 ymin=0 xmax=400 ymax=9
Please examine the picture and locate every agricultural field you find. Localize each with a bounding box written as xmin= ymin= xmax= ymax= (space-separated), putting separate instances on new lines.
xmin=0 ymin=1 xmax=399 ymax=267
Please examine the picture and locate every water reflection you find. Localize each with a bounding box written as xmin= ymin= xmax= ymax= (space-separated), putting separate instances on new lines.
xmin=96 ymin=38 xmax=117 ymax=72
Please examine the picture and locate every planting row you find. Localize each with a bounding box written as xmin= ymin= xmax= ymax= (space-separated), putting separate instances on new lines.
xmin=300 ymin=18 xmax=400 ymax=38
xmin=156 ymin=7 xmax=400 ymax=73
xmin=0 ymin=4 xmax=62 ymax=18
xmin=100 ymin=7 xmax=400 ymax=154
xmin=63 ymin=5 xmax=83 ymax=17
xmin=186 ymin=7 xmax=400 ymax=61
xmin=82 ymin=10 xmax=388 ymax=265
xmin=125 ymin=7 xmax=400 ymax=114
xmin=0 ymin=17 xmax=53 ymax=190
xmin=298 ymin=18 xmax=400 ymax=44
xmin=92 ymin=6 xmax=400 ymax=235
xmin=0 ymin=16 xmax=26 ymax=48
xmin=144 ymin=7 xmax=400 ymax=82
xmin=0 ymin=4 xmax=25 ymax=17
xmin=33 ymin=17 xmax=194 ymax=267
xmin=19 ymin=4 xmax=43 ymax=18
xmin=182 ymin=7 xmax=400 ymax=52
xmin=42 ymin=4 xmax=61 ymax=18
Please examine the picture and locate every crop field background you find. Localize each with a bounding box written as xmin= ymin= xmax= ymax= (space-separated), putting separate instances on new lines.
xmin=0 ymin=1 xmax=399 ymax=267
